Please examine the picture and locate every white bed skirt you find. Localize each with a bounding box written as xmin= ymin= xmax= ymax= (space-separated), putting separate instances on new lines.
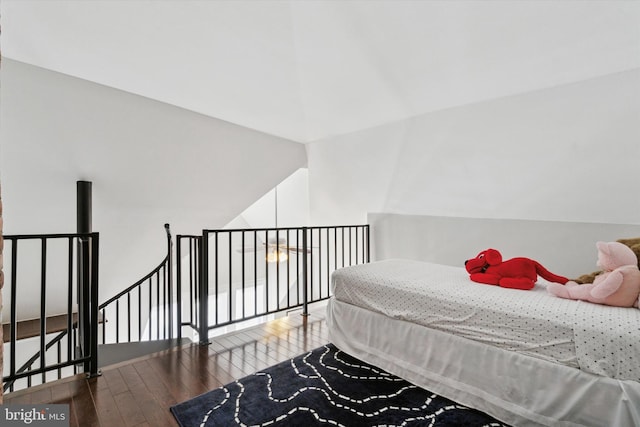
xmin=326 ymin=298 xmax=640 ymax=427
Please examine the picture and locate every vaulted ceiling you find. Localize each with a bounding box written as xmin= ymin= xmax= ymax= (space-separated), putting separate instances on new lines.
xmin=3 ymin=0 xmax=638 ymax=143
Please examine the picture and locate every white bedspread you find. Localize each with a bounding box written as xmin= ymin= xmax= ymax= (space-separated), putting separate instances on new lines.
xmin=331 ymin=259 xmax=640 ymax=381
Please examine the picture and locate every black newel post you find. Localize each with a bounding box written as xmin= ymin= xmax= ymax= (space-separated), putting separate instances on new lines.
xmin=302 ymin=227 xmax=309 ymax=317
xmin=165 ymin=224 xmax=173 ymax=339
xmin=77 ymin=180 xmax=93 ymax=374
xmin=199 ymin=231 xmax=210 ymax=345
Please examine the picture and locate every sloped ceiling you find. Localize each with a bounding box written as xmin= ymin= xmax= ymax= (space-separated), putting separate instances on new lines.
xmin=2 ymin=0 xmax=638 ymax=143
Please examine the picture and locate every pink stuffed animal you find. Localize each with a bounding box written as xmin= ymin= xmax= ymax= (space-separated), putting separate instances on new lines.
xmin=547 ymin=241 xmax=640 ymax=307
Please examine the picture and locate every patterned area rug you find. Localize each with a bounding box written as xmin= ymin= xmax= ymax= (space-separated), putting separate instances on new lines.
xmin=170 ymin=343 xmax=510 ymax=427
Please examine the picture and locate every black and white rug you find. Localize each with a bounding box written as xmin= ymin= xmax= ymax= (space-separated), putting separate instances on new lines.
xmin=170 ymin=343 xmax=509 ymax=426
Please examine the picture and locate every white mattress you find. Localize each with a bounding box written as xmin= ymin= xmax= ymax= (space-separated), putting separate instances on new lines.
xmin=331 ymin=259 xmax=640 ymax=381
xmin=327 ymin=297 xmax=640 ymax=427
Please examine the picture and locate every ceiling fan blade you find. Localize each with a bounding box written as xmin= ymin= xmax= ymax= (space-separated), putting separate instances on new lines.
xmin=235 ymin=247 xmax=264 ymax=253
xmin=287 ymin=249 xmax=310 ymax=254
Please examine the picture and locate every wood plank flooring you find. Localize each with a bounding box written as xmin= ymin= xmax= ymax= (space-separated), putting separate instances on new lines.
xmin=3 ymin=307 xmax=329 ymax=427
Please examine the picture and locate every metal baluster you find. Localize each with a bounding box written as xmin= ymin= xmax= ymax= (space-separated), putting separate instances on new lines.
xmin=9 ymin=240 xmax=18 ymax=391
xmin=138 ymin=287 xmax=142 ymax=341
xmin=318 ymin=228 xmax=322 ymax=299
xmin=102 ymin=308 xmax=106 ymax=345
xmin=341 ymin=227 xmax=345 ymax=268
xmin=228 ymin=232 xmax=232 ymax=323
xmin=40 ymin=238 xmax=47 ymax=384
xmin=242 ymin=232 xmax=245 ymax=319
xmin=148 ymin=278 xmax=152 ymax=341
xmin=163 ymin=266 xmax=167 ymax=339
xmin=127 ymin=293 xmax=131 ymax=342
xmin=265 ymin=230 xmax=269 ymax=313
xmin=335 ymin=227 xmax=339 ymax=270
xmin=176 ymin=235 xmax=183 ymax=340
xmin=297 ymin=229 xmax=301 ymax=305
xmin=57 ymin=340 xmax=62 ymax=379
xmin=156 ymin=271 xmax=160 ymax=340
xmin=254 ymin=231 xmax=258 ymax=316
xmin=310 ymin=229 xmax=314 ymax=304
xmin=302 ymin=227 xmax=308 ymax=316
xmin=286 ymin=229 xmax=291 ymax=308
xmin=166 ymin=225 xmax=173 ymax=339
xmin=68 ymin=238 xmax=75 ymax=352
xmin=326 ymin=227 xmax=330 ymax=297
xmin=349 ymin=227 xmax=353 ymax=265
xmin=116 ymin=300 xmax=120 ymax=343
xmin=276 ymin=229 xmax=280 ymax=311
xmin=355 ymin=227 xmax=359 ymax=264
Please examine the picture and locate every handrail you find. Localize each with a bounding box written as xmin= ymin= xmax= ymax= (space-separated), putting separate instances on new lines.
xmin=98 ymin=224 xmax=173 ymax=344
xmin=99 ymin=224 xmax=171 ymax=309
xmin=98 ymin=257 xmax=168 ymax=308
xmin=3 ymin=232 xmax=97 ymax=240
xmin=202 ymin=224 xmax=371 ymax=233
xmin=3 ymin=329 xmax=70 ymax=392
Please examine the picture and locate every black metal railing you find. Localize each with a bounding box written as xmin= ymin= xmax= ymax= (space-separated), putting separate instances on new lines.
xmin=2 ymin=232 xmax=100 ymax=392
xmin=177 ymin=225 xmax=369 ymax=344
xmin=98 ymin=224 xmax=174 ymax=344
xmin=175 ymin=234 xmax=201 ymax=340
xmin=3 ymin=222 xmax=370 ymax=393
xmin=3 ymin=330 xmax=71 ymax=392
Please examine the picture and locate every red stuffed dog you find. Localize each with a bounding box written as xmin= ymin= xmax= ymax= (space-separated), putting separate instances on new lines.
xmin=465 ymin=249 xmax=568 ymax=290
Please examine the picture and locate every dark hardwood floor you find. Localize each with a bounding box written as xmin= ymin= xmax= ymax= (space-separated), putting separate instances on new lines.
xmin=3 ymin=307 xmax=329 ymax=427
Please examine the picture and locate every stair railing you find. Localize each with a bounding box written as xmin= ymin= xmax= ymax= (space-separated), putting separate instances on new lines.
xmin=177 ymin=225 xmax=370 ymax=344
xmin=2 ymin=232 xmax=100 ymax=392
xmin=98 ymin=224 xmax=174 ymax=344
xmin=175 ymin=234 xmax=201 ymax=340
xmin=3 ymin=222 xmax=370 ymax=393
xmin=3 ymin=329 xmax=71 ymax=392
xmin=2 ymin=224 xmax=173 ymax=393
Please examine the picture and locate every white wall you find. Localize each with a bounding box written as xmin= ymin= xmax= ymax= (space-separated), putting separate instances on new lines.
xmin=0 ymin=59 xmax=307 ymax=319
xmin=308 ymin=69 xmax=640 ymax=226
xmin=228 ymin=168 xmax=310 ymax=230
xmin=370 ymin=213 xmax=640 ymax=278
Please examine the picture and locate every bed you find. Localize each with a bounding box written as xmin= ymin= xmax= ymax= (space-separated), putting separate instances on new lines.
xmin=326 ymin=258 xmax=640 ymax=427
